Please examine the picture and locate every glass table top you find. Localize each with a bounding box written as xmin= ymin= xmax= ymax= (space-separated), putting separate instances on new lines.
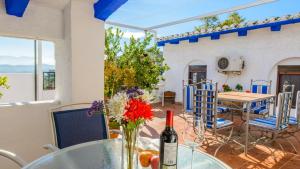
xmin=22 ymin=139 xmax=231 ymax=169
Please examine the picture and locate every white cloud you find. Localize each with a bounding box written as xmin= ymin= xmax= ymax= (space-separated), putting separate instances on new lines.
xmin=110 ymin=28 xmax=145 ymax=39
xmin=123 ymin=31 xmax=145 ymax=39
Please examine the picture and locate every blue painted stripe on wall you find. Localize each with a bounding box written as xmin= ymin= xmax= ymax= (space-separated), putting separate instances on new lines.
xmin=157 ymin=18 xmax=300 ymax=46
xmin=5 ymin=0 xmax=30 ymax=17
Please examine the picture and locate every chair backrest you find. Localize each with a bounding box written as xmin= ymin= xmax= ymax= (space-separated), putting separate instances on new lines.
xmin=183 ymin=85 xmax=195 ymax=113
xmin=276 ymin=92 xmax=292 ymax=130
xmin=194 ymin=80 xmax=218 ymax=130
xmin=51 ymin=103 xmax=109 ymax=149
xmin=296 ymin=91 xmax=300 ymax=123
xmin=250 ymin=79 xmax=272 ymax=108
xmin=250 ymin=79 xmax=272 ymax=94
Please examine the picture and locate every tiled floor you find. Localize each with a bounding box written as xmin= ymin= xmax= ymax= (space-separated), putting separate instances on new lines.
xmin=140 ymin=103 xmax=300 ymax=169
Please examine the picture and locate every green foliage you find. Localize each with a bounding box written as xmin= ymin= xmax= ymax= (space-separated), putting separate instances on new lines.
xmin=104 ymin=27 xmax=169 ymax=98
xmin=0 ymin=76 xmax=9 ymax=98
xmin=195 ymin=12 xmax=245 ymax=31
xmin=195 ymin=16 xmax=220 ymax=31
xmin=222 ymin=84 xmax=232 ymax=92
xmin=219 ymin=12 xmax=245 ymax=27
xmin=235 ymin=83 xmax=243 ymax=91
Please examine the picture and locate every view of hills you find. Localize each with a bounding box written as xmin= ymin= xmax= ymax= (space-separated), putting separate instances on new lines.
xmin=0 ymin=55 xmax=55 ymax=73
xmin=0 ymin=64 xmax=55 ymax=73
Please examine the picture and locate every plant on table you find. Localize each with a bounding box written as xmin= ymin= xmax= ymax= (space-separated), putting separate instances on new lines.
xmin=222 ymin=84 xmax=232 ymax=92
xmin=107 ymin=87 xmax=154 ymax=169
xmin=235 ymin=83 xmax=243 ymax=91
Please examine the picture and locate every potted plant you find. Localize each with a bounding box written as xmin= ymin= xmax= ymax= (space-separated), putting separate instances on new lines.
xmin=222 ymin=84 xmax=232 ymax=92
xmin=235 ymin=84 xmax=243 ymax=91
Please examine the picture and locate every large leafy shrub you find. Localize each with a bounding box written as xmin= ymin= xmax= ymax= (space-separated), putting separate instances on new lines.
xmin=104 ymin=28 xmax=169 ymax=98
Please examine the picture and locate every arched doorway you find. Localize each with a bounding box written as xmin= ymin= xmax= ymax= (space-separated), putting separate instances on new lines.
xmin=188 ymin=65 xmax=207 ymax=84
xmin=277 ymin=65 xmax=300 ymax=107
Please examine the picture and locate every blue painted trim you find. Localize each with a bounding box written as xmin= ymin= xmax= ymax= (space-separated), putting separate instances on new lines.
xmin=211 ymin=33 xmax=220 ymax=40
xmin=5 ymin=0 xmax=30 ymax=17
xmin=94 ymin=0 xmax=128 ymax=21
xmin=271 ymin=25 xmax=281 ymax=31
xmin=189 ymin=37 xmax=198 ymax=43
xmin=170 ymin=39 xmax=179 ymax=44
xmin=238 ymin=30 xmax=248 ymax=36
xmin=157 ymin=18 xmax=300 ymax=47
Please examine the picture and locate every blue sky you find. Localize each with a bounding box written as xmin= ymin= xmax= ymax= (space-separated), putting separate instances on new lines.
xmin=0 ymin=0 xmax=299 ymax=66
xmin=108 ymin=0 xmax=300 ymax=36
xmin=0 ymin=37 xmax=55 ymax=65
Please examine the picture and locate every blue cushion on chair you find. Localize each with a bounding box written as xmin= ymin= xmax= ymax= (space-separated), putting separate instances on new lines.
xmin=249 ymin=118 xmax=287 ymax=130
xmin=217 ymin=106 xmax=229 ymax=114
xmin=269 ymin=116 xmax=298 ymax=125
xmin=253 ymin=107 xmax=268 ymax=114
xmin=207 ymin=118 xmax=233 ymax=129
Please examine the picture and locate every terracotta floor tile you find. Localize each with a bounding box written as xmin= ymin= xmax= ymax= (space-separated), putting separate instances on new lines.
xmin=144 ymin=103 xmax=300 ymax=169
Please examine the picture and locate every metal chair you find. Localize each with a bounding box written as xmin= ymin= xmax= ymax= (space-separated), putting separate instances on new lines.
xmin=183 ymin=80 xmax=229 ymax=115
xmin=44 ymin=103 xmax=117 ymax=151
xmin=194 ymin=81 xmax=234 ymax=156
xmin=0 ymin=149 xmax=27 ymax=168
xmin=249 ymin=92 xmax=292 ymax=153
xmin=249 ymin=79 xmax=272 ymax=116
xmin=271 ymin=90 xmax=300 ymax=154
xmin=183 ymin=84 xmax=196 ymax=114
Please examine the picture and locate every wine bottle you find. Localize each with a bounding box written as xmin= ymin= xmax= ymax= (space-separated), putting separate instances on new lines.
xmin=159 ymin=110 xmax=178 ymax=169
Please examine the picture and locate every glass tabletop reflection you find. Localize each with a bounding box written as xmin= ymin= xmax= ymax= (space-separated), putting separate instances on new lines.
xmin=22 ymin=139 xmax=231 ymax=169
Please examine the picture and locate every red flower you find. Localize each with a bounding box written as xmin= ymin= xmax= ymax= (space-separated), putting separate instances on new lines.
xmin=124 ymin=99 xmax=153 ymax=122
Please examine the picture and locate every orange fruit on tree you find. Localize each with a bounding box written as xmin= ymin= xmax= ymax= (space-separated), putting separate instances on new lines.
xmin=139 ymin=151 xmax=153 ymax=167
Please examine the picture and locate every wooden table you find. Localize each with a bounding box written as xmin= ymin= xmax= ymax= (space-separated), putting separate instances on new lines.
xmin=218 ymin=92 xmax=276 ymax=156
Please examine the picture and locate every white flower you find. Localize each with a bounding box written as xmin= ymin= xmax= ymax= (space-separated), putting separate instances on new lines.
xmin=107 ymin=92 xmax=128 ymax=123
xmin=138 ymin=90 xmax=155 ymax=103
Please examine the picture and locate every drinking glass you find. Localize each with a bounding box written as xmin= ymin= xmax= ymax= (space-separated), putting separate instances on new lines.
xmin=181 ymin=114 xmax=205 ymax=169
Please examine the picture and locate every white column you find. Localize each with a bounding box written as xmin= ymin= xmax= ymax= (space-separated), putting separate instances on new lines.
xmin=61 ymin=0 xmax=105 ymax=103
xmin=36 ymin=40 xmax=43 ymax=101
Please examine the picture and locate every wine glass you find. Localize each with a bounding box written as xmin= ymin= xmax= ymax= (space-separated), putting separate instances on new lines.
xmin=181 ymin=114 xmax=205 ymax=169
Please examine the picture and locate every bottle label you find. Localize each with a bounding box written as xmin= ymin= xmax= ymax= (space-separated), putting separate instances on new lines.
xmin=163 ymin=142 xmax=177 ymax=167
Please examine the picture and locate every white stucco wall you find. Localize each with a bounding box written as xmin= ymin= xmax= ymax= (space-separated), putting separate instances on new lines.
xmin=0 ymin=101 xmax=59 ymax=169
xmin=0 ymin=73 xmax=55 ymax=103
xmin=163 ymin=23 xmax=300 ymax=102
xmin=0 ymin=1 xmax=105 ymax=169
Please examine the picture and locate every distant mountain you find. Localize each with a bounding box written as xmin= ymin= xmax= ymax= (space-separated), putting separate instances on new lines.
xmin=0 ymin=64 xmax=55 ymax=73
xmin=0 ymin=55 xmax=35 ymax=65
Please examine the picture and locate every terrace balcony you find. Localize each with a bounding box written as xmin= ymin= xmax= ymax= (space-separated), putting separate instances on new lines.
xmin=0 ymin=0 xmax=300 ymax=169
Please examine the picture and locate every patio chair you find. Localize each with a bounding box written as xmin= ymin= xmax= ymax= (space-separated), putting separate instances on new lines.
xmin=249 ymin=92 xmax=293 ymax=153
xmin=267 ymin=91 xmax=300 ymax=154
xmin=0 ymin=149 xmax=27 ymax=168
xmin=194 ymin=81 xmax=234 ymax=156
xmin=184 ymin=79 xmax=229 ymax=115
xmin=183 ymin=84 xmax=195 ymax=113
xmin=44 ymin=103 xmax=120 ymax=151
xmin=268 ymin=85 xmax=296 ymax=124
xmin=249 ymin=79 xmax=272 ymax=116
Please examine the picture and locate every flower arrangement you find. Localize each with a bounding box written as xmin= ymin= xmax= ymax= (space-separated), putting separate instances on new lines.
xmin=107 ymin=87 xmax=154 ymax=169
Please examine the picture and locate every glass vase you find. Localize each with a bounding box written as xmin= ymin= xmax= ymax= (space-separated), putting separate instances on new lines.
xmin=122 ymin=127 xmax=139 ymax=169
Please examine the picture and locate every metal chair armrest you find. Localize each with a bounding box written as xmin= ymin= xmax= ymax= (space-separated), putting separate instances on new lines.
xmin=0 ymin=149 xmax=27 ymax=167
xmin=42 ymin=144 xmax=60 ymax=152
